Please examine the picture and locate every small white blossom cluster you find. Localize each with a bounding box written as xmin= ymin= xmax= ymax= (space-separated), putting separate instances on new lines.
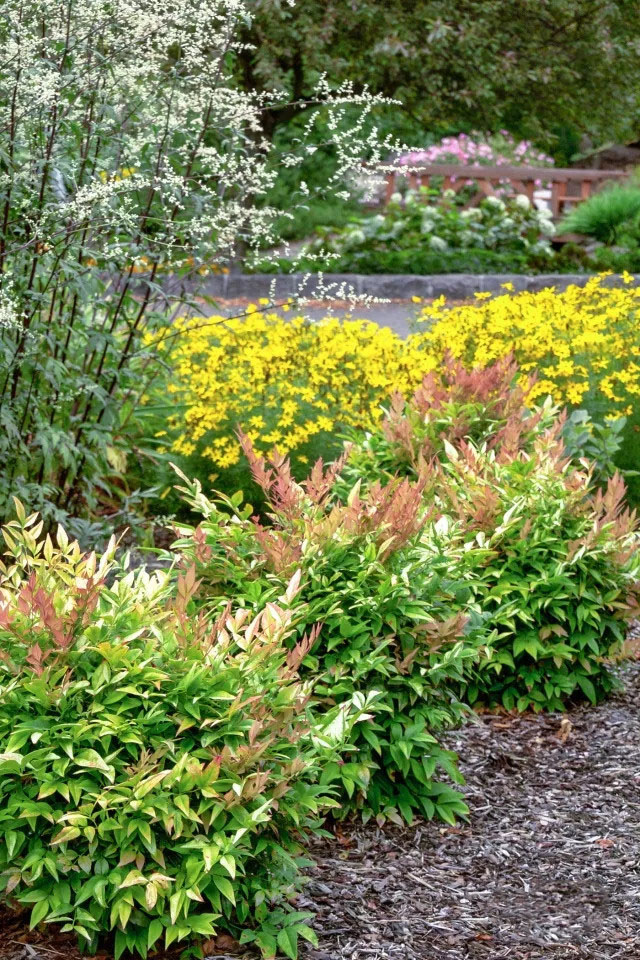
xmin=0 ymin=0 xmax=397 ymax=288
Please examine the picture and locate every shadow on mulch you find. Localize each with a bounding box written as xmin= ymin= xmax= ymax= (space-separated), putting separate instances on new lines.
xmin=3 ymin=661 xmax=640 ymax=960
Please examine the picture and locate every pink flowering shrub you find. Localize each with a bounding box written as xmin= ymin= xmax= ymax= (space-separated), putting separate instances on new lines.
xmin=399 ymin=131 xmax=554 ymax=169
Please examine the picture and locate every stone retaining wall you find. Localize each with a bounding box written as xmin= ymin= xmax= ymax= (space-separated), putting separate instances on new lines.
xmin=195 ymin=272 xmax=633 ymax=300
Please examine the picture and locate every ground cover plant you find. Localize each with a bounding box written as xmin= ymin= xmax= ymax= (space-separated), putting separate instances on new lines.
xmin=171 ymin=446 xmax=483 ymax=827
xmin=340 ymin=361 xmax=640 ymax=711
xmin=0 ymin=505 xmax=367 ymax=959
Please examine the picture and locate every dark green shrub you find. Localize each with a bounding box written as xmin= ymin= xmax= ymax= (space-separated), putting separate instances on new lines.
xmin=0 ymin=505 xmax=360 ymax=959
xmin=172 ymin=446 xmax=483 ymax=827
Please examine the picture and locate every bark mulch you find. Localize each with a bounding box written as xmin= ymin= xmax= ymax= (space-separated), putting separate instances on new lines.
xmin=300 ymin=659 xmax=640 ymax=960
xmin=2 ymin=661 xmax=639 ymax=960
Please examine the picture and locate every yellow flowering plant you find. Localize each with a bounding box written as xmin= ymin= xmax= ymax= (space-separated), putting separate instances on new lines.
xmin=145 ymin=274 xmax=640 ymax=509
xmin=145 ymin=309 xmax=438 ymax=484
xmin=413 ymin=274 xmax=640 ymax=414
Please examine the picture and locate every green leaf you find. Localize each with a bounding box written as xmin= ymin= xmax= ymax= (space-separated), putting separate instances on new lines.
xmin=277 ymin=926 xmax=298 ymax=959
xmin=30 ymin=899 xmax=50 ymax=928
xmin=212 ymin=875 xmax=235 ymax=904
xmin=576 ymin=674 xmax=597 ymax=704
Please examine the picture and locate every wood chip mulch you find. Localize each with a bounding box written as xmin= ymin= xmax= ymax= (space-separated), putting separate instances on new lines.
xmin=2 ymin=659 xmax=640 ymax=960
xmin=300 ymin=659 xmax=640 ymax=960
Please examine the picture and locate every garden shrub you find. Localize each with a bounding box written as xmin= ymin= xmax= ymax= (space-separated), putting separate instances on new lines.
xmin=340 ymin=365 xmax=640 ymax=711
xmin=431 ymin=430 xmax=640 ymax=711
xmin=338 ymin=355 xmax=557 ymax=491
xmin=255 ymin=187 xmax=556 ymax=275
xmin=559 ymin=185 xmax=640 ymax=244
xmin=397 ymin=131 xmax=554 ymax=168
xmin=172 ymin=445 xmax=483 ymax=827
xmin=0 ymin=503 xmax=363 ymax=959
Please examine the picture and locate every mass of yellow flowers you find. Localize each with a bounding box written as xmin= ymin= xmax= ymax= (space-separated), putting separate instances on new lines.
xmin=148 ymin=310 xmax=439 ymax=469
xmin=149 ymin=275 xmax=640 ymax=471
xmin=414 ymin=274 xmax=640 ymax=413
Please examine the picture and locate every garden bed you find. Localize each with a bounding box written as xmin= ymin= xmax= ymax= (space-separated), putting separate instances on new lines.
xmin=3 ymin=652 xmax=639 ymax=960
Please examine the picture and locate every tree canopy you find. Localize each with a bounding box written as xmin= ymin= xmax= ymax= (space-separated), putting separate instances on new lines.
xmin=238 ymin=0 xmax=640 ymax=149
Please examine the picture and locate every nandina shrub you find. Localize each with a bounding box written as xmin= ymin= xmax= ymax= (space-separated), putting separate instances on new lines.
xmin=424 ymin=427 xmax=640 ymax=711
xmin=339 ymin=364 xmax=640 ymax=710
xmin=172 ymin=441 xmax=483 ymax=826
xmin=338 ymin=355 xmax=557 ymax=492
xmin=0 ymin=504 xmax=361 ymax=959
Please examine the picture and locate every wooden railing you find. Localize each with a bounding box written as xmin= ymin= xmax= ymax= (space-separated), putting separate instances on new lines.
xmin=384 ymin=164 xmax=627 ymax=220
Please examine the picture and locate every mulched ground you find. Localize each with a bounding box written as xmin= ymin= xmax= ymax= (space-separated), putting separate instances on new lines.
xmin=3 ymin=659 xmax=640 ymax=960
xmin=300 ymin=659 xmax=640 ymax=960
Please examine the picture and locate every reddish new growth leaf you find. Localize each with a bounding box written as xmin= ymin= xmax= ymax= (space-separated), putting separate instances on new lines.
xmin=192 ymin=525 xmax=212 ymax=564
xmin=593 ymin=471 xmax=638 ymax=534
xmin=382 ymin=354 xmax=536 ymax=467
xmin=303 ymin=448 xmax=351 ymax=505
xmin=285 ymin=623 xmax=321 ymax=676
xmin=252 ymin=524 xmax=303 ymax=574
xmin=344 ymin=476 xmax=429 ymax=557
xmin=412 ymin=353 xmax=527 ymax=416
xmin=238 ymin=429 xmax=302 ymax=520
xmin=25 ymin=642 xmax=50 ymax=675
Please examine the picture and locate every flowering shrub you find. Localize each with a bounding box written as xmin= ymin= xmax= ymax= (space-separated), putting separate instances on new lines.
xmin=413 ymin=275 xmax=640 ymax=414
xmin=0 ymin=0 xmax=396 ymax=525
xmin=0 ymin=504 xmax=362 ymax=958
xmin=283 ymin=188 xmax=555 ymax=274
xmin=172 ymin=446 xmax=482 ymax=826
xmin=148 ymin=311 xmax=438 ymax=472
xmin=340 ymin=364 xmax=640 ymax=711
xmin=398 ymin=131 xmax=554 ymax=168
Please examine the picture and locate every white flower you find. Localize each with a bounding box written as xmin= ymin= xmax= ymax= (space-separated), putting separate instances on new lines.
xmin=390 ymin=192 xmax=403 ymax=204
xmin=345 ymin=229 xmax=366 ymax=246
xmin=429 ymin=235 xmax=447 ymax=252
xmin=485 ymin=196 xmax=506 ymax=211
xmin=514 ymin=194 xmax=530 ymax=211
